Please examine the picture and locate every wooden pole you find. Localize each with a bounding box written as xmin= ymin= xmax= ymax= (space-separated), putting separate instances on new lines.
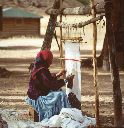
xmin=59 ymin=0 xmax=64 ymax=68
xmin=91 ymin=0 xmax=100 ymax=127
xmin=104 ymin=0 xmax=122 ymax=127
xmin=0 ymin=5 xmax=3 ymax=31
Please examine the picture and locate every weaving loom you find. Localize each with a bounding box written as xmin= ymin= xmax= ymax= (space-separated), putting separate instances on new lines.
xmin=64 ymin=42 xmax=81 ymax=101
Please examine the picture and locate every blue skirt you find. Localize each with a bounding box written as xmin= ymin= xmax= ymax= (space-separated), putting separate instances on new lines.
xmin=26 ymin=91 xmax=70 ymax=121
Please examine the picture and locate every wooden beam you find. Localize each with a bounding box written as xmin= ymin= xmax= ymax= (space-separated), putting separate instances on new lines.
xmin=91 ymin=0 xmax=100 ymax=127
xmin=45 ymin=5 xmax=105 ymax=15
xmin=56 ymin=14 xmax=105 ymax=28
xmin=61 ymin=37 xmax=83 ymax=42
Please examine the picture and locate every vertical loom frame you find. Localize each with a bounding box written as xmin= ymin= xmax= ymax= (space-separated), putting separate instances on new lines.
xmin=58 ymin=0 xmax=99 ymax=126
xmin=59 ymin=0 xmax=64 ymax=68
xmin=91 ymin=0 xmax=100 ymax=127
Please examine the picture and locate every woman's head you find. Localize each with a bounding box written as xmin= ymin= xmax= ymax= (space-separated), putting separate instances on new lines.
xmin=35 ymin=49 xmax=53 ymax=68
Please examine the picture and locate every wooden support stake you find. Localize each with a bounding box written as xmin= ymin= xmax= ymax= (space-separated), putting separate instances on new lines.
xmin=60 ymin=0 xmax=64 ymax=68
xmin=61 ymin=37 xmax=83 ymax=42
xmin=91 ymin=0 xmax=100 ymax=127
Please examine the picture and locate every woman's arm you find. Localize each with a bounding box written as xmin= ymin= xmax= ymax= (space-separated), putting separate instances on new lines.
xmin=51 ymin=69 xmax=66 ymax=79
xmin=56 ymin=69 xmax=66 ymax=78
xmin=40 ymin=68 xmax=65 ymax=91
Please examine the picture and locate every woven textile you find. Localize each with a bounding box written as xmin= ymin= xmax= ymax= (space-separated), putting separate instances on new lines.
xmin=65 ymin=42 xmax=81 ymax=101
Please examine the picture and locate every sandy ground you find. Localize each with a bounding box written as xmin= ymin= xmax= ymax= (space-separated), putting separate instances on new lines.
xmin=0 ymin=15 xmax=124 ymax=127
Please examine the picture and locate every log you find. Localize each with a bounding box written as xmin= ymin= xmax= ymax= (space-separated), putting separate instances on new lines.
xmin=45 ymin=4 xmax=105 ymax=15
xmin=56 ymin=14 xmax=105 ymax=28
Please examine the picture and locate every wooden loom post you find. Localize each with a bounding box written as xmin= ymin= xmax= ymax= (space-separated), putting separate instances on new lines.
xmin=0 ymin=5 xmax=3 ymax=31
xmin=91 ymin=0 xmax=100 ymax=127
xmin=60 ymin=0 xmax=64 ymax=68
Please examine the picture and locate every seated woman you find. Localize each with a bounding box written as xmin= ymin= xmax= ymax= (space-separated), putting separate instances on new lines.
xmin=26 ymin=49 xmax=74 ymax=121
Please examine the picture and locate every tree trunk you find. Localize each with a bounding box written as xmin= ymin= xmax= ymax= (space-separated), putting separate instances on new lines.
xmin=98 ymin=0 xmax=124 ymax=71
xmin=112 ymin=0 xmax=124 ymax=69
xmin=104 ymin=0 xmax=122 ymax=127
xmin=41 ymin=0 xmax=63 ymax=50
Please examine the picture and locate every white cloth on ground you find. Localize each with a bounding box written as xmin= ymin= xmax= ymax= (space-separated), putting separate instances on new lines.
xmin=60 ymin=108 xmax=84 ymax=123
xmin=41 ymin=108 xmax=96 ymax=128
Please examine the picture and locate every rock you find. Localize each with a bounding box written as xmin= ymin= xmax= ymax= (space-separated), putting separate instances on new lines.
xmin=0 ymin=67 xmax=11 ymax=78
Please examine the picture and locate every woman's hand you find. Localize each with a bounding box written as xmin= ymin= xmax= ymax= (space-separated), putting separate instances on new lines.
xmin=56 ymin=69 xmax=67 ymax=78
xmin=66 ymin=74 xmax=75 ymax=89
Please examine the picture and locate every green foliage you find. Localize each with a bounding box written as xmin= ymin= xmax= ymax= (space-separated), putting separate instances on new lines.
xmin=77 ymin=0 xmax=91 ymax=6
